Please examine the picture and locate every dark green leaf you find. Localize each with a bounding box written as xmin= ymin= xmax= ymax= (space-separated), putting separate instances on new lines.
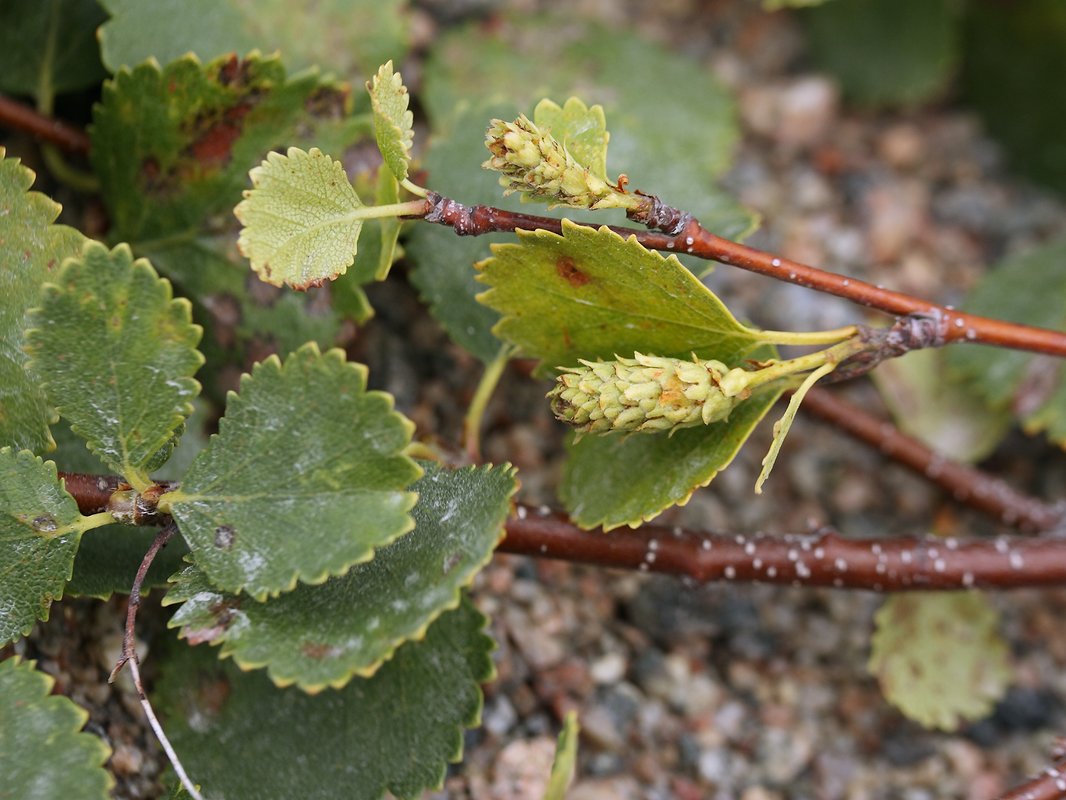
xmin=0 ymin=449 xmax=94 ymax=645
xmin=67 ymin=526 xmax=189 ymax=600
xmin=163 ymin=343 xmax=421 ymax=599
xmin=802 ymin=0 xmax=957 ymax=107
xmin=961 ymin=0 xmax=1066 ymax=194
xmin=157 ymin=599 xmax=494 ymax=800
xmin=98 ymin=0 xmax=408 ymax=83
xmin=0 ymin=152 xmax=85 ymax=453
xmin=869 ymin=592 xmax=1009 ymax=731
xmin=477 ymin=220 xmax=768 ymax=374
xmin=166 ymin=462 xmax=516 ymax=691
xmin=947 ymin=238 xmax=1066 ymax=446
xmin=0 ymin=0 xmax=107 ymax=97
xmin=235 ymin=147 xmax=364 ymax=289
xmin=25 ymin=242 xmax=203 ymax=485
xmin=90 ymin=54 xmax=370 ymax=365
xmin=560 ymin=382 xmax=783 ymax=530
xmin=0 ymin=658 xmax=112 ymax=799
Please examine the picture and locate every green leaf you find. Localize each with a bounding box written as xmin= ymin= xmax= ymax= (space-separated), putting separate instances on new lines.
xmin=25 ymin=242 xmax=203 ymax=485
xmin=560 ymin=382 xmax=783 ymax=530
xmin=544 ymin=711 xmax=579 ymax=800
xmin=423 ymin=14 xmax=754 ymax=237
xmin=163 ymin=343 xmax=421 ymax=599
xmin=869 ymin=592 xmax=1010 ymax=731
xmin=0 ymin=658 xmax=112 ymax=799
xmin=98 ymin=0 xmax=408 ymax=83
xmin=235 ymin=147 xmax=364 ymax=289
xmin=0 ymin=0 xmax=107 ymax=97
xmin=802 ymin=0 xmax=957 ymax=107
xmin=0 ymin=449 xmax=92 ymax=645
xmin=369 ymin=61 xmax=414 ymax=183
xmin=947 ymin=238 xmax=1066 ymax=446
xmin=873 ymin=349 xmax=1011 ymax=463
xmin=0 ymin=152 xmax=85 ymax=453
xmin=533 ymin=97 xmax=609 ymax=180
xmin=67 ymin=526 xmax=189 ymax=600
xmin=166 ymin=462 xmax=516 ymax=691
xmin=157 ymin=599 xmax=494 ymax=800
xmin=477 ymin=220 xmax=769 ymax=374
xmin=961 ymin=0 xmax=1066 ymax=194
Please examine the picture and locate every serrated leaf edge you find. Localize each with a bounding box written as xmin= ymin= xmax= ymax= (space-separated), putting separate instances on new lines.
xmin=368 ymin=60 xmax=414 ymax=182
xmin=164 ymin=462 xmax=516 ymax=692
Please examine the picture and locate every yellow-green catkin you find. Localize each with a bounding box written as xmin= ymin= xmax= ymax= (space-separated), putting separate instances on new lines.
xmin=483 ymin=116 xmax=630 ymax=210
xmin=548 ymin=353 xmax=754 ymax=435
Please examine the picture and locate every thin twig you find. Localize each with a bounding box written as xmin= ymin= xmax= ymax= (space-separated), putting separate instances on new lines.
xmin=802 ymin=387 xmax=1066 ymax=533
xmin=60 ymin=472 xmax=123 ymax=515
xmin=0 ymin=93 xmax=91 ymax=153
xmin=416 ymin=193 xmax=1066 ymax=359
xmin=500 ymin=505 xmax=1066 ymax=591
xmin=108 ymin=523 xmax=204 ymax=800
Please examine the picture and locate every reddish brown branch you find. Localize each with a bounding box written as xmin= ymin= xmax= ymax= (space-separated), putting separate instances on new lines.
xmin=0 ymin=94 xmax=91 ymax=154
xmin=501 ymin=505 xmax=1066 ymax=591
xmin=418 ymin=193 xmax=1066 ymax=359
xmin=998 ymin=752 xmax=1066 ymax=800
xmin=109 ymin=524 xmax=175 ymax=682
xmin=802 ymin=387 xmax=1066 ymax=533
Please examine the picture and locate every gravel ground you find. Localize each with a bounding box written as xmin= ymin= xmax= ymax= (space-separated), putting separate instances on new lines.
xmin=12 ymin=1 xmax=1066 ymax=798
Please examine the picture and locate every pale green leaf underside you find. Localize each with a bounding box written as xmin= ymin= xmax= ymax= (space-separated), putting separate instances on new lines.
xmin=25 ymin=242 xmax=203 ymax=483
xmin=869 ymin=592 xmax=1010 ymax=731
xmin=561 ymin=379 xmax=783 ymax=530
xmin=369 ymin=60 xmax=414 ymax=183
xmin=948 ymin=237 xmax=1066 ymax=447
xmin=477 ymin=220 xmax=767 ymax=374
xmin=544 ymin=711 xmax=580 ymax=800
xmin=0 ymin=152 xmax=85 ymax=454
xmin=533 ymin=97 xmax=609 ymax=180
xmin=166 ymin=462 xmax=516 ymax=691
xmin=0 ymin=658 xmax=112 ymax=799
xmin=0 ymin=449 xmax=86 ymax=646
xmin=158 ymin=599 xmax=493 ymax=800
xmin=236 ymin=147 xmax=364 ymax=289
xmin=165 ymin=343 xmax=421 ymax=600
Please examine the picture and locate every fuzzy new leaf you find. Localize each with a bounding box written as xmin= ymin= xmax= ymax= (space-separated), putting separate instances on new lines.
xmin=0 ymin=153 xmax=84 ymax=453
xmin=164 ymin=343 xmax=421 ymax=599
xmin=0 ymin=450 xmax=90 ymax=645
xmin=477 ymin=220 xmax=768 ymax=373
xmin=0 ymin=659 xmax=112 ymax=799
xmin=369 ymin=61 xmax=415 ymax=183
xmin=166 ymin=463 xmax=515 ymax=691
xmin=236 ymin=147 xmax=364 ymax=289
xmin=25 ymin=243 xmax=202 ymax=484
xmin=534 ymin=98 xmax=609 ymax=180
xmin=158 ymin=599 xmax=494 ymax=800
xmin=869 ymin=592 xmax=1010 ymax=731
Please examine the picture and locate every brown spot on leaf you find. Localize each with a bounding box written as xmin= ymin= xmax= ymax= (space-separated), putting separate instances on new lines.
xmin=303 ymin=86 xmax=348 ymax=120
xmin=185 ymin=598 xmax=241 ymax=644
xmin=31 ymin=515 xmax=58 ymax=534
xmin=300 ymin=641 xmax=339 ymax=660
xmin=442 ymin=551 xmax=462 ymax=575
xmin=214 ymin=524 xmax=236 ymax=549
xmin=556 ymin=257 xmax=590 ymax=287
xmin=187 ymin=102 xmax=253 ymax=167
xmin=195 ymin=675 xmax=231 ymax=717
